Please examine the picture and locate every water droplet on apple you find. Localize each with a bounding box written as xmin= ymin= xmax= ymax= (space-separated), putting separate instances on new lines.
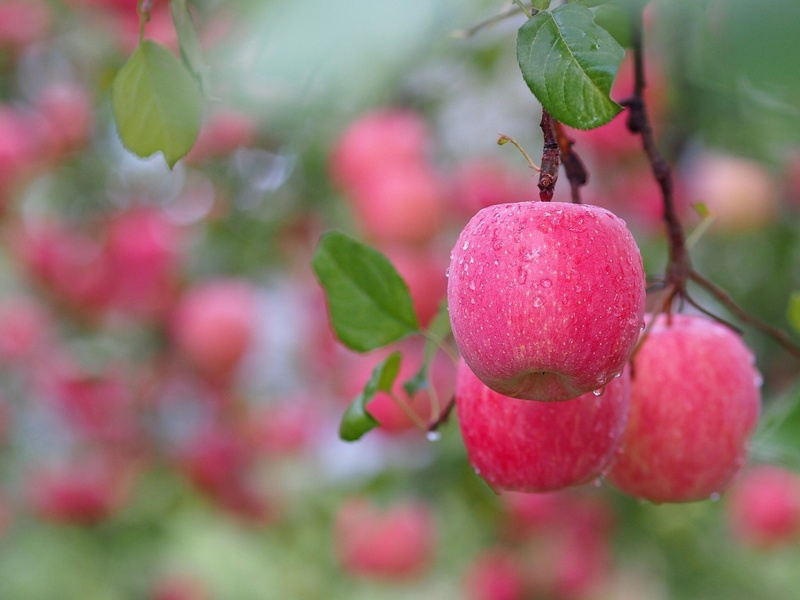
xmin=426 ymin=430 xmax=441 ymax=442
xmin=469 ymin=281 xmax=476 ymax=291
xmin=445 ymin=268 xmax=450 ymax=278
xmin=592 ymin=387 xmax=605 ymax=397
xmin=517 ymin=268 xmax=527 ymax=284
xmin=540 ymin=278 xmax=552 ymax=288
xmin=593 ymin=477 xmax=603 ymax=488
xmin=613 ymin=372 xmax=622 ymax=379
xmin=462 ymin=240 xmax=470 ymax=251
xmin=533 ymin=296 xmax=543 ymax=308
xmin=709 ymin=492 xmax=721 ymax=502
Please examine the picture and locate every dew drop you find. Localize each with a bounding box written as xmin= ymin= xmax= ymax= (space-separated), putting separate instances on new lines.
xmin=533 ymin=296 xmax=543 ymax=308
xmin=469 ymin=281 xmax=476 ymax=291
xmin=592 ymin=477 xmax=603 ymax=488
xmin=427 ymin=430 xmax=441 ymax=442
xmin=540 ymin=278 xmax=552 ymax=288
xmin=517 ymin=268 xmax=527 ymax=284
xmin=709 ymin=492 xmax=721 ymax=502
xmin=592 ymin=387 xmax=605 ymax=397
xmin=445 ymin=268 xmax=450 ymax=278
xmin=614 ymin=372 xmax=622 ymax=379
xmin=462 ymin=240 xmax=470 ymax=251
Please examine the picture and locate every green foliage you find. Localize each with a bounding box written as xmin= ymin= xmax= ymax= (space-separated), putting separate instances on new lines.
xmin=516 ymin=4 xmax=624 ymax=129
xmin=752 ymin=383 xmax=800 ymax=470
xmin=111 ymin=40 xmax=202 ymax=168
xmin=339 ymin=352 xmax=402 ymax=441
xmin=312 ymin=232 xmax=420 ymax=352
xmin=789 ymin=292 xmax=800 ymax=335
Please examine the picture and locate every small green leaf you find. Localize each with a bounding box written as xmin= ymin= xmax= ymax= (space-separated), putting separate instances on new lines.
xmin=170 ymin=0 xmax=209 ymax=93
xmin=339 ymin=352 xmax=402 ymax=441
xmin=532 ymin=0 xmax=551 ymax=10
xmin=111 ymin=40 xmax=202 ymax=168
xmin=516 ymin=4 xmax=625 ymax=129
xmin=788 ymin=292 xmax=800 ymax=335
xmin=312 ymin=232 xmax=420 ymax=352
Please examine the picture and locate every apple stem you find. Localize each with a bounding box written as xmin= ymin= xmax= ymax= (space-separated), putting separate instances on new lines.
xmin=552 ymin=120 xmax=587 ymax=204
xmin=538 ymin=108 xmax=560 ymax=202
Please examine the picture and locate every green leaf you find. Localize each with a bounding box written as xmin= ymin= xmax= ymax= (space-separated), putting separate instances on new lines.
xmin=111 ymin=40 xmax=202 ymax=168
xmin=516 ymin=4 xmax=625 ymax=129
xmin=789 ymin=292 xmax=800 ymax=335
xmin=312 ymin=232 xmax=420 ymax=352
xmin=339 ymin=352 xmax=402 ymax=441
xmin=532 ymin=0 xmax=551 ymax=10
xmin=170 ymin=0 xmax=210 ymax=94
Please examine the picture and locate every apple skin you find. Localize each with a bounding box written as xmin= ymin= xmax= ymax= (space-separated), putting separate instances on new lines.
xmin=606 ymin=313 xmax=762 ymax=503
xmin=726 ymin=465 xmax=800 ymax=548
xmin=448 ymin=201 xmax=645 ymax=401
xmin=456 ymin=359 xmax=630 ymax=493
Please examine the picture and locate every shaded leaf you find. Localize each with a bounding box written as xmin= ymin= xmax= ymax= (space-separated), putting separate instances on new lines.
xmin=789 ymin=291 xmax=800 ymax=335
xmin=517 ymin=4 xmax=624 ymax=129
xmin=312 ymin=232 xmax=419 ymax=352
xmin=170 ymin=0 xmax=210 ymax=93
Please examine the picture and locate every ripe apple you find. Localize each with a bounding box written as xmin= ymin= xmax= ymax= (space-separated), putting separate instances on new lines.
xmin=606 ymin=313 xmax=761 ymax=503
xmin=463 ymin=547 xmax=526 ymax=600
xmin=448 ymin=201 xmax=645 ymax=401
xmin=171 ymin=279 xmax=258 ymax=381
xmin=334 ymin=497 xmax=437 ymax=580
xmin=726 ymin=465 xmax=800 ymax=548
xmin=456 ymin=359 xmax=630 ymax=493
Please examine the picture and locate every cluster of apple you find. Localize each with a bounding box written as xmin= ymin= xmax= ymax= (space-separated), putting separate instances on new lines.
xmin=448 ymin=195 xmax=762 ymax=503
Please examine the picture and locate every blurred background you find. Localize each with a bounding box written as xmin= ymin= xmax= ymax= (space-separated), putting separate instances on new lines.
xmin=0 ymin=0 xmax=799 ymax=598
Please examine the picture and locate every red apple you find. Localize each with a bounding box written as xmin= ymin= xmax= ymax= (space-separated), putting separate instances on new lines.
xmin=171 ymin=279 xmax=258 ymax=381
xmin=726 ymin=465 xmax=800 ymax=548
xmin=448 ymin=201 xmax=645 ymax=401
xmin=607 ymin=313 xmax=761 ymax=503
xmin=456 ymin=359 xmax=630 ymax=492
xmin=463 ymin=548 xmax=526 ymax=600
xmin=334 ymin=497 xmax=437 ymax=580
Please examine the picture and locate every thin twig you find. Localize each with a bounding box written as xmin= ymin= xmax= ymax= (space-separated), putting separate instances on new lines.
xmin=451 ymin=4 xmax=524 ymax=39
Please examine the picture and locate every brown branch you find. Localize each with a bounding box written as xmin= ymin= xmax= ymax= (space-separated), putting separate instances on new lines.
xmin=689 ymin=272 xmax=800 ymax=360
xmin=428 ymin=395 xmax=456 ymax=432
xmin=552 ymin=120 xmax=587 ymax=204
xmin=538 ymin=108 xmax=560 ymax=202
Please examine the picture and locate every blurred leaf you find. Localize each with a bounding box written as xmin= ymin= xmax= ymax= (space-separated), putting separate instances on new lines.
xmin=170 ymin=0 xmax=209 ymax=93
xmin=593 ymin=0 xmax=633 ymax=48
xmin=516 ymin=4 xmax=624 ymax=129
xmin=752 ymin=383 xmax=800 ymax=470
xmin=339 ymin=352 xmax=401 ymax=441
xmin=789 ymin=292 xmax=800 ymax=335
xmin=111 ymin=40 xmax=202 ymax=168
xmin=532 ymin=0 xmax=551 ymax=10
xmin=312 ymin=232 xmax=420 ymax=352
xmin=402 ymin=300 xmax=452 ymax=397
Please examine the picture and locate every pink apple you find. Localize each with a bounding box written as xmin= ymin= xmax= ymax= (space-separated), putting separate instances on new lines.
xmin=606 ymin=313 xmax=761 ymax=503
xmin=171 ymin=279 xmax=258 ymax=381
xmin=456 ymin=359 xmax=630 ymax=492
xmin=684 ymin=152 xmax=779 ymax=233
xmin=448 ymin=201 xmax=645 ymax=401
xmin=463 ymin=548 xmax=526 ymax=600
xmin=334 ymin=497 xmax=437 ymax=580
xmin=329 ymin=109 xmax=430 ymax=192
xmin=726 ymin=465 xmax=800 ymax=548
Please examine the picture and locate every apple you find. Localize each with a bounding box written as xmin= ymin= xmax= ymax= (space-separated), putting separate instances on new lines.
xmin=463 ymin=548 xmax=526 ymax=600
xmin=456 ymin=359 xmax=630 ymax=492
xmin=448 ymin=201 xmax=645 ymax=401
xmin=606 ymin=313 xmax=762 ymax=503
xmin=334 ymin=496 xmax=437 ymax=580
xmin=171 ymin=279 xmax=258 ymax=381
xmin=684 ymin=152 xmax=779 ymax=233
xmin=726 ymin=465 xmax=800 ymax=548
